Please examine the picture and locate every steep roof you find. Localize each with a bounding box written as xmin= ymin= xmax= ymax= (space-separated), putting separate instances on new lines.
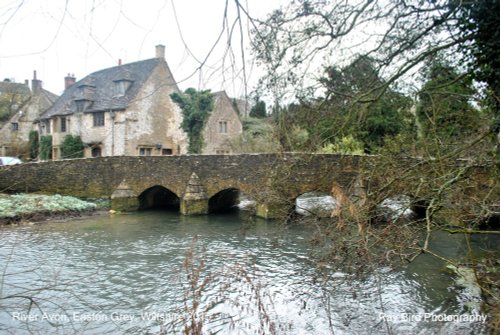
xmin=36 ymin=88 xmax=59 ymax=115
xmin=212 ymin=91 xmax=228 ymax=101
xmin=213 ymin=91 xmax=245 ymax=117
xmin=40 ymin=88 xmax=58 ymax=104
xmin=41 ymin=58 xmax=165 ymax=119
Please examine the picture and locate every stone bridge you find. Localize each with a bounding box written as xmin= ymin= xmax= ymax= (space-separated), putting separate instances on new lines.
xmin=0 ymin=153 xmax=366 ymax=218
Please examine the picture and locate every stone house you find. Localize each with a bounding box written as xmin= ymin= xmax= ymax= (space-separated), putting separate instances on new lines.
xmin=0 ymin=73 xmax=58 ymax=157
xmin=202 ymin=91 xmax=243 ymax=154
xmin=39 ymin=45 xmax=188 ymax=159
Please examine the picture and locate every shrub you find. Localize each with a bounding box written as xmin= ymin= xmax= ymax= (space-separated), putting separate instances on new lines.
xmin=29 ymin=130 xmax=39 ymax=160
xmin=39 ymin=135 xmax=52 ymax=160
xmin=60 ymin=135 xmax=84 ymax=159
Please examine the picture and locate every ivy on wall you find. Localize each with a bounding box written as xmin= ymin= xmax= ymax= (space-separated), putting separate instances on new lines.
xmin=39 ymin=135 xmax=52 ymax=160
xmin=171 ymin=88 xmax=214 ymax=154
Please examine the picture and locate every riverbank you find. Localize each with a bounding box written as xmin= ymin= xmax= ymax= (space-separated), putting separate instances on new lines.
xmin=0 ymin=193 xmax=109 ymax=225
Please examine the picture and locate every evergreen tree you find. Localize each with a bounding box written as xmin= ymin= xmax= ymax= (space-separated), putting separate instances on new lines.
xmin=39 ymin=135 xmax=52 ymax=160
xmin=250 ymin=99 xmax=267 ymax=118
xmin=28 ymin=130 xmax=39 ymax=160
xmin=417 ymin=59 xmax=480 ymax=144
xmin=60 ymin=135 xmax=84 ymax=159
xmin=319 ymin=57 xmax=412 ymax=152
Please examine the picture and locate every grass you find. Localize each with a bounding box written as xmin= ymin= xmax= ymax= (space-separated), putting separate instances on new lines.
xmin=0 ymin=193 xmax=97 ymax=219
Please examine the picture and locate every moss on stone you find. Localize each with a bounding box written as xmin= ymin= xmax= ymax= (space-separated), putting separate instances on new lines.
xmin=111 ymin=197 xmax=139 ymax=212
xmin=180 ymin=199 xmax=208 ymax=215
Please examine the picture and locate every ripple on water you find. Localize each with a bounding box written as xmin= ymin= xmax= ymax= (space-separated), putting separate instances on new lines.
xmin=0 ymin=211 xmax=491 ymax=334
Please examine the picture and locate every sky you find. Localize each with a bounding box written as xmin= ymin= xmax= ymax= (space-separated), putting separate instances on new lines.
xmin=0 ymin=0 xmax=284 ymax=97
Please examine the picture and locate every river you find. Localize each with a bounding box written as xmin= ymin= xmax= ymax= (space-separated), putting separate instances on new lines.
xmin=0 ymin=210 xmax=494 ymax=334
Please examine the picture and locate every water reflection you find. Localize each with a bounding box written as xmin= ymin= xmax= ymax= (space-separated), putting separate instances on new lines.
xmin=0 ymin=211 xmax=491 ymax=334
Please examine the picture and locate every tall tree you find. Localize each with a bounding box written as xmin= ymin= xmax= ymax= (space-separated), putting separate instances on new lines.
xmin=455 ymin=0 xmax=500 ymax=154
xmin=417 ymin=59 xmax=480 ymax=146
xmin=0 ymin=81 xmax=30 ymax=123
xmin=456 ymin=0 xmax=500 ymax=105
xmin=267 ymin=57 xmax=412 ymax=153
xmin=28 ymin=130 xmax=39 ymax=160
xmin=249 ymin=98 xmax=267 ymax=118
xmin=297 ymin=57 xmax=412 ymax=152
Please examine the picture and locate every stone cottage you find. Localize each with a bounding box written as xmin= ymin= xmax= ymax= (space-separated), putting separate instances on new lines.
xmin=202 ymin=91 xmax=243 ymax=154
xmin=39 ymin=45 xmax=188 ymax=159
xmin=0 ymin=73 xmax=58 ymax=157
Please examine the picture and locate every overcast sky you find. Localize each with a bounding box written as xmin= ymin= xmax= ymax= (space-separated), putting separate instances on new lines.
xmin=0 ymin=0 xmax=283 ymax=97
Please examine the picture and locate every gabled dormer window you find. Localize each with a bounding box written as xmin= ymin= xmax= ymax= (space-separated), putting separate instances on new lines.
xmin=75 ymin=99 xmax=92 ymax=112
xmin=114 ymin=80 xmax=132 ymax=97
xmin=75 ymin=100 xmax=86 ymax=112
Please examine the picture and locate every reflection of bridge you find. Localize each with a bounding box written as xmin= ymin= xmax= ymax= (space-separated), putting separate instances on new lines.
xmin=0 ymin=154 xmax=365 ymax=218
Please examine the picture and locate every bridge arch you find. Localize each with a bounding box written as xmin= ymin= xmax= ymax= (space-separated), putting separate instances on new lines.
xmin=208 ymin=188 xmax=240 ymax=213
xmin=294 ymin=191 xmax=336 ymax=217
xmin=138 ymin=185 xmax=180 ymax=211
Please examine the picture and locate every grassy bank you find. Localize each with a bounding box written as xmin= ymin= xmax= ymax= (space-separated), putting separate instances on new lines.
xmin=0 ymin=193 xmax=105 ymax=224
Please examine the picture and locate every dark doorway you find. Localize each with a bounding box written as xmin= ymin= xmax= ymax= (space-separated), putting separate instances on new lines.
xmin=91 ymin=147 xmax=102 ymax=157
xmin=208 ymin=188 xmax=240 ymax=213
xmin=139 ymin=185 xmax=180 ymax=211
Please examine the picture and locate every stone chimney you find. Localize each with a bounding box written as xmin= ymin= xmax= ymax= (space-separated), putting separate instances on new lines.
xmin=155 ymin=44 xmax=165 ymax=59
xmin=64 ymin=73 xmax=76 ymax=90
xmin=31 ymin=70 xmax=42 ymax=93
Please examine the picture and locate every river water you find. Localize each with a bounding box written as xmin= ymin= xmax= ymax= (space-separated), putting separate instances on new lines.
xmin=0 ymin=211 xmax=494 ymax=334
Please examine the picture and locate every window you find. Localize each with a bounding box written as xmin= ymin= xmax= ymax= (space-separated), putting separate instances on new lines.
xmin=218 ymin=121 xmax=228 ymax=134
xmin=60 ymin=117 xmax=66 ymax=132
xmin=115 ymin=81 xmax=126 ymax=96
xmin=44 ymin=120 xmax=51 ymax=134
xmin=216 ymin=149 xmax=230 ymax=155
xmin=91 ymin=147 xmax=102 ymax=157
xmin=162 ymin=148 xmax=173 ymax=155
xmin=114 ymin=80 xmax=132 ymax=97
xmin=76 ymin=100 xmax=86 ymax=112
xmin=93 ymin=112 xmax=105 ymax=127
xmin=139 ymin=147 xmax=152 ymax=156
xmin=11 ymin=122 xmax=19 ymax=132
